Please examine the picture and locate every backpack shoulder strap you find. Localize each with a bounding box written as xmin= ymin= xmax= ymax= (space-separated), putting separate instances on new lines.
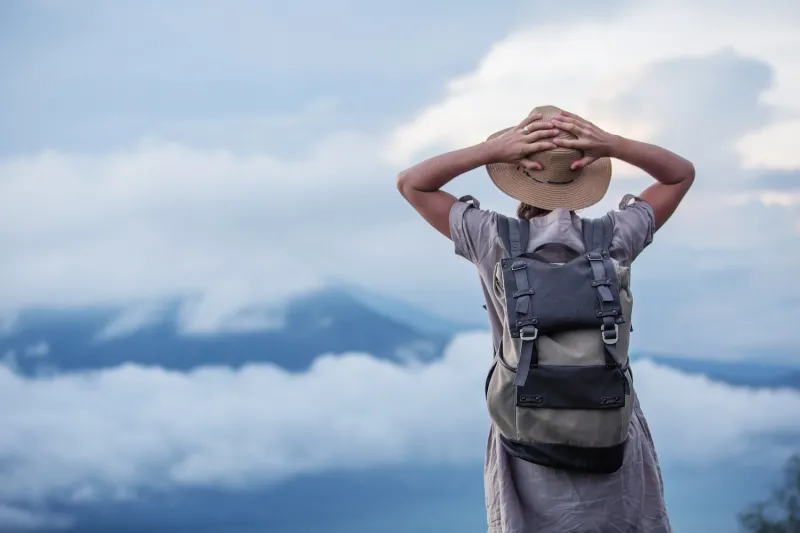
xmin=497 ymin=214 xmax=529 ymax=258
xmin=581 ymin=213 xmax=625 ymax=369
xmin=581 ymin=213 xmax=614 ymax=253
xmin=498 ymin=215 xmax=534 ymax=387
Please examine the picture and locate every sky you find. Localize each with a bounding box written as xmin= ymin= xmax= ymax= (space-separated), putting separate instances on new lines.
xmin=1 ymin=0 xmax=800 ymax=358
xmin=2 ymin=2 xmax=800 ymax=531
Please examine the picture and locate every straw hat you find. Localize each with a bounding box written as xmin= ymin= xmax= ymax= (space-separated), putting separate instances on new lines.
xmin=485 ymin=105 xmax=612 ymax=211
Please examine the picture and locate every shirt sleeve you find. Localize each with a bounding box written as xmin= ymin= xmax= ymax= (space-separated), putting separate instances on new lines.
xmin=448 ymin=195 xmax=498 ymax=264
xmin=610 ymin=193 xmax=655 ymax=266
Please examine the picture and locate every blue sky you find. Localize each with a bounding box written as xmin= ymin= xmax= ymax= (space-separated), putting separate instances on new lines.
xmin=1 ymin=2 xmax=800 ymax=530
xmin=2 ymin=0 xmax=799 ymax=360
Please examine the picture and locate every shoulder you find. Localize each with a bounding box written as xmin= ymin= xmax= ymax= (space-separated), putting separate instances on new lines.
xmin=608 ymin=194 xmax=656 ymax=266
xmin=448 ymin=195 xmax=501 ymax=264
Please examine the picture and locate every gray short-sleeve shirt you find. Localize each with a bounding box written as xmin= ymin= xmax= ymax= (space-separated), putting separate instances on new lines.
xmin=449 ymin=196 xmax=671 ymax=533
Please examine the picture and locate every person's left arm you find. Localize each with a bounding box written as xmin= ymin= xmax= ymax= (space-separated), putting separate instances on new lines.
xmin=396 ymin=112 xmax=558 ymax=239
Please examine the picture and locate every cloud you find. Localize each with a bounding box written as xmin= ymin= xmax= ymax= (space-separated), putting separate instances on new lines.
xmin=738 ymin=120 xmax=800 ymax=170
xmin=0 ymin=314 xmax=18 ymax=338
xmin=0 ymin=0 xmax=528 ymax=156
xmin=749 ymin=171 xmax=800 ymax=191
xmin=0 ymin=132 xmax=474 ymax=336
xmin=177 ymin=295 xmax=285 ymax=335
xmin=95 ymin=304 xmax=168 ymax=341
xmin=1 ymin=351 xmax=18 ymax=373
xmin=0 ymin=136 xmax=367 ymax=312
xmin=24 ymin=342 xmax=49 ymax=359
xmin=385 ymin=0 xmax=799 ymax=168
xmin=0 ymin=505 xmax=72 ymax=532
xmin=0 ymin=332 xmax=798 ymax=523
xmin=0 ymin=332 xmax=489 ymax=506
xmin=634 ymin=358 xmax=800 ymax=460
xmin=727 ymin=190 xmax=800 ymax=207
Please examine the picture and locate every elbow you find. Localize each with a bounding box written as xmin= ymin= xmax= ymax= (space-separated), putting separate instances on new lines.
xmin=668 ymin=159 xmax=695 ymax=189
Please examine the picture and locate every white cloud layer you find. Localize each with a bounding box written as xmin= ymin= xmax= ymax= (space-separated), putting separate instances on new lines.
xmin=0 ymin=505 xmax=72 ymax=532
xmin=386 ymin=0 xmax=800 ymax=168
xmin=95 ymin=303 xmax=169 ymax=341
xmin=0 ymin=332 xmax=798 ymax=525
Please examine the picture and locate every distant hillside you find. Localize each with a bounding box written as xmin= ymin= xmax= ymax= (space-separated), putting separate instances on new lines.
xmin=1 ymin=286 xmax=797 ymax=391
xmin=337 ymin=282 xmax=484 ymax=335
xmin=0 ymin=287 xmax=470 ymax=375
xmin=634 ymin=353 xmax=800 ymax=390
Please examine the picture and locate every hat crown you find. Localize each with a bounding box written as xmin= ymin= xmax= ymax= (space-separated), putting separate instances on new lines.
xmin=484 ymin=105 xmax=612 ymax=211
xmin=526 ymin=105 xmax=583 ymax=184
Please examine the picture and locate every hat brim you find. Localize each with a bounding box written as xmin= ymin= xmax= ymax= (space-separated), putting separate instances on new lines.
xmin=485 ymin=128 xmax=612 ymax=211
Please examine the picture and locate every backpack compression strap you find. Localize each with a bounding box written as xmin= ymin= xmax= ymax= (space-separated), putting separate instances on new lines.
xmin=497 ymin=214 xmax=529 ymax=259
xmin=507 ymin=217 xmax=531 ymax=318
xmin=499 ymin=216 xmax=538 ymax=387
xmin=582 ymin=214 xmax=622 ymax=369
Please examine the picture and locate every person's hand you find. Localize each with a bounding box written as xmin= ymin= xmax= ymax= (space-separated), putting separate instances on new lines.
xmin=551 ymin=110 xmax=620 ymax=170
xmin=486 ymin=112 xmax=559 ymax=170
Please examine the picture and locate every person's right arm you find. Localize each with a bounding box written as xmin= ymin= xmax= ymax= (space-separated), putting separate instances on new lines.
xmin=552 ymin=111 xmax=695 ymax=231
xmin=605 ymin=137 xmax=694 ymax=231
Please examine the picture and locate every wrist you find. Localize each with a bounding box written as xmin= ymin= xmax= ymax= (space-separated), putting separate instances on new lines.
xmin=606 ymin=134 xmax=627 ymax=159
xmin=475 ymin=139 xmax=503 ymax=165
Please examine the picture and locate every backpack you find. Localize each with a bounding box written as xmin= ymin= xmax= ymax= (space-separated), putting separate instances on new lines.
xmin=484 ymin=213 xmax=635 ymax=474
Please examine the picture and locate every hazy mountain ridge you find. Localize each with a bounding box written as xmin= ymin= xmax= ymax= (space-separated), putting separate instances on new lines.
xmin=632 ymin=353 xmax=800 ymax=390
xmin=0 ymin=287 xmax=469 ymax=376
xmin=1 ymin=286 xmax=797 ymax=391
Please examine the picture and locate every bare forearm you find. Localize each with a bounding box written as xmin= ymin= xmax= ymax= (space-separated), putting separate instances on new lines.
xmin=609 ymin=136 xmax=695 ymax=230
xmin=609 ymin=136 xmax=695 ymax=186
xmin=396 ymin=142 xmax=496 ymax=193
xmin=396 ymin=113 xmax=557 ymax=239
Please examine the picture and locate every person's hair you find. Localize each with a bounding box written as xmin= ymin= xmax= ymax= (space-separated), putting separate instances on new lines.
xmin=517 ymin=202 xmax=552 ymax=220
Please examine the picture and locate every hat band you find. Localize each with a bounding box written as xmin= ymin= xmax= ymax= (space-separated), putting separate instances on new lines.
xmin=518 ymin=166 xmax=576 ymax=185
xmin=528 ymin=173 xmax=576 ymax=185
xmin=532 ymin=176 xmax=575 ymax=185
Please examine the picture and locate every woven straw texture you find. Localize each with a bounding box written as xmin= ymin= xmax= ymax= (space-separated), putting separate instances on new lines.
xmin=485 ymin=106 xmax=612 ymax=211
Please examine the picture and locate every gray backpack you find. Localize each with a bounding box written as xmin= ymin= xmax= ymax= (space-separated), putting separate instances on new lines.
xmin=484 ymin=214 xmax=634 ymax=474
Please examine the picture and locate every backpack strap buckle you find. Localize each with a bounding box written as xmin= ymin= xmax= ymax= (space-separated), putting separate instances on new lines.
xmin=520 ymin=326 xmax=539 ymax=341
xmin=514 ymin=327 xmax=539 ymax=386
xmin=601 ymin=324 xmax=619 ymax=345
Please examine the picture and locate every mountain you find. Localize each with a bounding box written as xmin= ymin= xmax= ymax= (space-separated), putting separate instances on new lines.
xmin=1 ymin=286 xmax=797 ymax=391
xmin=0 ymin=287 xmax=473 ymax=376
xmin=337 ymin=281 xmax=484 ymax=335
xmin=634 ymin=353 xmax=800 ymax=389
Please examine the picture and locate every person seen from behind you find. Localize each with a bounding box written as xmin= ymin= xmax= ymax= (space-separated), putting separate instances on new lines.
xmin=397 ymin=105 xmax=694 ymax=533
